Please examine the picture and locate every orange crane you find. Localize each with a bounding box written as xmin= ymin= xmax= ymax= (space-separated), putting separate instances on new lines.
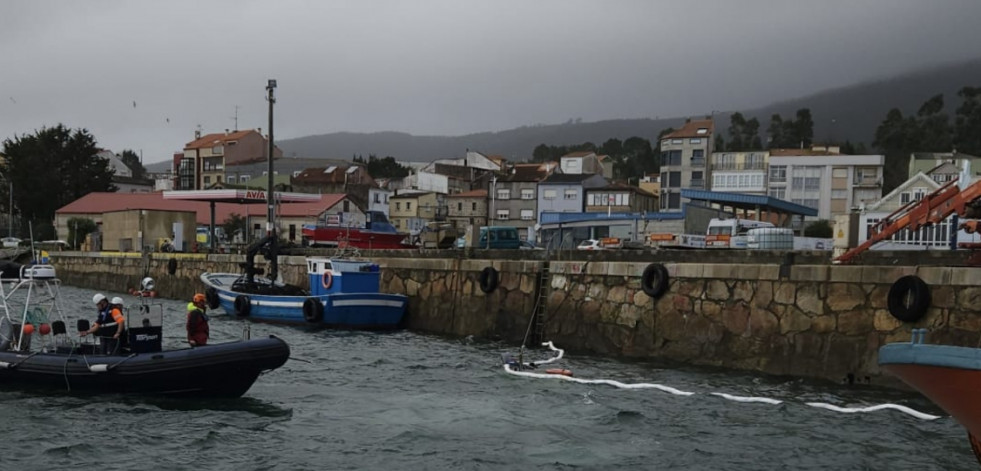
xmin=834 ymin=177 xmax=981 ymax=264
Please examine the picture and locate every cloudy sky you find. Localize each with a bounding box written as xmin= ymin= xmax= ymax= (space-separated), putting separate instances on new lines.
xmin=2 ymin=0 xmax=980 ymax=164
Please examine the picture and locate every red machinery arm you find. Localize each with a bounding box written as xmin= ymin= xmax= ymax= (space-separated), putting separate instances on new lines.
xmin=834 ymin=178 xmax=981 ymax=264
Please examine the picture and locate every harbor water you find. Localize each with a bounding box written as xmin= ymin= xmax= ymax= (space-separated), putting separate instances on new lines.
xmin=0 ymin=285 xmax=974 ymax=470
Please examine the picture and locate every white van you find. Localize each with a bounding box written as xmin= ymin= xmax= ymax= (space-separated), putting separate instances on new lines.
xmin=705 ymin=218 xmax=775 ymax=248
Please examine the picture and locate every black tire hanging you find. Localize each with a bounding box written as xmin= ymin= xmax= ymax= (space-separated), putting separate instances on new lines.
xmin=887 ymin=275 xmax=931 ymax=322
xmin=641 ymin=263 xmax=670 ymax=299
xmin=302 ymin=298 xmax=324 ymax=323
xmin=167 ymin=258 xmax=178 ymax=275
xmin=205 ymin=287 xmax=220 ymax=310
xmin=233 ymin=295 xmax=251 ymax=317
xmin=479 ymin=267 xmax=499 ymax=294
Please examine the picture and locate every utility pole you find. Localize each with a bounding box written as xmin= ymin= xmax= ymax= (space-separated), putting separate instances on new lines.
xmin=266 ymin=80 xmax=276 ymax=237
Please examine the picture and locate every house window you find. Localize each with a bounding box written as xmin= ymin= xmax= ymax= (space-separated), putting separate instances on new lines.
xmin=396 ymin=202 xmax=401 ymax=210
xmin=472 ymin=202 xmax=477 ymax=211
xmin=497 ymin=189 xmax=510 ymax=200
xmin=374 ymin=193 xmax=381 ymax=203
xmin=563 ymin=189 xmax=577 ymax=200
xmin=521 ymin=189 xmax=534 ymax=200
xmin=913 ymin=188 xmax=926 ymax=201
xmin=769 ymin=187 xmax=786 ymax=200
xmin=228 ymin=176 xmax=236 ymax=184
xmin=406 ymin=202 xmax=412 ymax=211
xmin=212 ymin=145 xmax=223 ymax=155
xmin=343 ymin=200 xmax=350 ymax=212
xmin=770 ymin=165 xmax=787 ymax=183
xmin=458 ymin=202 xmax=463 ymax=211
xmin=671 ymin=139 xmax=683 ymax=144
xmin=543 ymin=189 xmax=557 ymax=200
xmin=240 ymin=175 xmax=250 ymax=182
xmin=497 ymin=209 xmax=509 ymax=220
xmin=900 ymin=192 xmax=911 ymax=204
xmin=690 ymin=138 xmax=701 ymax=144
xmin=668 ymin=172 xmax=681 ymax=187
xmin=520 ymin=209 xmax=533 ymax=220
xmin=203 ymin=176 xmax=211 ymax=184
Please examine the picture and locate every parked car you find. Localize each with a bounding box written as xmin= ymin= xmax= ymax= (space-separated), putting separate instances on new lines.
xmin=1 ymin=237 xmax=22 ymax=248
xmin=576 ymin=239 xmax=604 ymax=250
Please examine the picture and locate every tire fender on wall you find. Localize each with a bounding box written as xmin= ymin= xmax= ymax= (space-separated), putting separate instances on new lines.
xmin=479 ymin=267 xmax=499 ymax=294
xmin=887 ymin=275 xmax=931 ymax=322
xmin=641 ymin=263 xmax=670 ymax=299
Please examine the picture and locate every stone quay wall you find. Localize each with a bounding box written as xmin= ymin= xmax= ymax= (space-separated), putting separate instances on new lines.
xmin=48 ymin=251 xmax=980 ymax=385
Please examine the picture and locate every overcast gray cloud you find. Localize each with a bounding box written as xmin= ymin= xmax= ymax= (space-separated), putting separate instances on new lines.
xmin=2 ymin=0 xmax=980 ymax=163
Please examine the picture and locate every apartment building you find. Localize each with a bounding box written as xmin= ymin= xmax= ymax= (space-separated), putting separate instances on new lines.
xmin=710 ymin=151 xmax=768 ymax=195
xmin=908 ymin=152 xmax=981 ymax=184
xmin=659 ymin=119 xmax=713 ymax=211
xmin=584 ymin=183 xmax=658 ymax=213
xmin=491 ymin=162 xmax=557 ymax=236
xmin=177 ymin=129 xmax=282 ymax=190
xmin=389 ymin=191 xmax=440 ymax=234
xmin=767 ymin=148 xmax=884 ymax=220
xmin=536 ymin=173 xmax=608 ymax=220
xmin=446 ymin=189 xmax=488 ymax=231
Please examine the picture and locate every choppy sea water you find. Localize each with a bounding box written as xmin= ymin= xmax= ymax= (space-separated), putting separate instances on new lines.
xmin=0 ymin=284 xmax=974 ymax=470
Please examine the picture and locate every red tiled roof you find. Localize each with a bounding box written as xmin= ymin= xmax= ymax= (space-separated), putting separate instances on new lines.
xmin=448 ymin=189 xmax=487 ymax=198
xmin=292 ymin=166 xmax=375 ymax=185
xmin=664 ymin=119 xmax=714 ymax=139
xmin=184 ymin=130 xmax=257 ymax=150
xmin=57 ymin=192 xmax=346 ymax=225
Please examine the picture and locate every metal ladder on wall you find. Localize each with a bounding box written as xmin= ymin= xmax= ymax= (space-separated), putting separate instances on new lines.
xmin=531 ymin=257 xmax=551 ymax=345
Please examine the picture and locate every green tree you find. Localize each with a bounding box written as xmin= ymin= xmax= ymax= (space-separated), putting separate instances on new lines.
xmin=2 ymin=125 xmax=115 ymax=240
xmin=873 ymin=108 xmax=916 ymax=193
xmin=221 ymin=212 xmax=248 ymax=243
xmin=913 ymin=94 xmax=952 ymax=152
xmin=804 ymin=219 xmax=833 ymax=238
xmin=353 ymin=154 xmax=410 ymax=179
xmin=955 ymin=86 xmax=981 ymax=155
xmin=745 ymin=117 xmax=762 ymax=150
xmin=118 ymin=149 xmax=148 ymax=180
xmin=793 ymin=108 xmax=814 ymax=148
xmin=66 ymin=217 xmax=97 ymax=249
xmin=766 ymin=114 xmax=785 ymax=148
xmin=726 ymin=112 xmax=747 ymax=151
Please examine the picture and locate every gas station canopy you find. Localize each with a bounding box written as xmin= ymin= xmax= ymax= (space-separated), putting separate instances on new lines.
xmin=162 ymin=189 xmax=322 ymax=204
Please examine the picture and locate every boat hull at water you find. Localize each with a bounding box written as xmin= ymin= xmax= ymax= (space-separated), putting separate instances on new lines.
xmin=0 ymin=336 xmax=290 ymax=397
xmin=201 ymin=272 xmax=408 ymax=329
xmin=301 ymin=224 xmax=412 ymax=249
xmin=879 ymin=341 xmax=981 ymax=437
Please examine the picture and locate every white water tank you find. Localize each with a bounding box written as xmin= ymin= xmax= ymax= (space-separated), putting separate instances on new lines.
xmin=747 ymin=227 xmax=794 ymax=250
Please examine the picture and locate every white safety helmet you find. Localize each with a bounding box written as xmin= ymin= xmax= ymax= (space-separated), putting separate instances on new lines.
xmin=92 ymin=293 xmax=107 ymax=305
xmin=111 ymin=296 xmax=124 ymax=306
xmin=141 ymin=277 xmax=156 ymax=292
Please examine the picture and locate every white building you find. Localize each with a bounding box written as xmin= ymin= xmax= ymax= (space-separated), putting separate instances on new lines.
xmin=858 ymin=171 xmax=981 ymax=249
xmin=710 ymin=151 xmax=768 ymax=195
xmin=767 ymin=148 xmax=884 ymax=220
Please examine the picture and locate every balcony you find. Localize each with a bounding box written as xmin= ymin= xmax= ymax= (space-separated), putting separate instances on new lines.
xmin=689 ymin=179 xmax=704 ymax=189
xmin=853 ymin=177 xmax=881 ymax=187
xmin=711 ymin=161 xmax=766 ymax=171
xmin=690 ymin=158 xmax=706 ymax=167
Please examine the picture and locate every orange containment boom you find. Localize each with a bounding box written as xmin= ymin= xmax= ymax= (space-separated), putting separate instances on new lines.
xmin=834 ymin=177 xmax=981 ymax=264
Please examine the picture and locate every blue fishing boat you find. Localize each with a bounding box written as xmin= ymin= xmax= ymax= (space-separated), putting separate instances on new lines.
xmin=200 ymin=256 xmax=408 ymax=329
